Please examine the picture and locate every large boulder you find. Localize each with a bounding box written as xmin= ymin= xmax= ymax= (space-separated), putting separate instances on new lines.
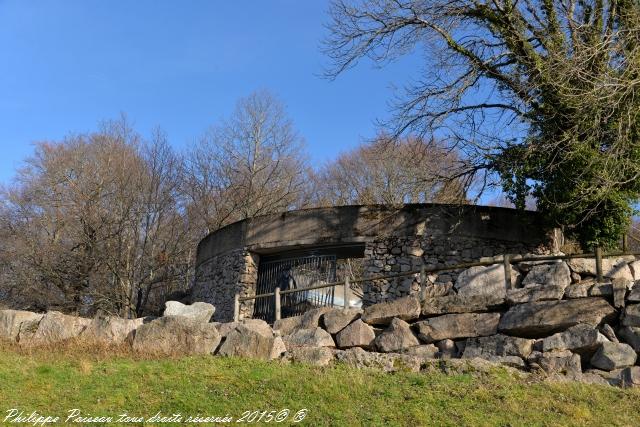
xmin=163 ymin=301 xmax=215 ymax=323
xmin=374 ymin=318 xmax=419 ymax=353
xmin=404 ymin=344 xmax=439 ymax=358
xmin=454 ymin=265 xmax=517 ymax=299
xmin=622 ymin=304 xmax=640 ymax=327
xmin=620 ymin=366 xmax=640 ymax=387
xmin=414 ymin=313 xmax=500 ymax=344
xmin=421 ymin=294 xmax=504 ymax=316
xmin=81 ymin=315 xmax=145 ymax=344
xmin=506 ymin=285 xmax=565 ymax=305
xmin=521 ymin=262 xmax=571 ymax=289
xmin=0 ymin=310 xmax=44 ymax=341
xmin=322 ymin=308 xmax=362 ymax=335
xmin=22 ymin=311 xmax=91 ymax=344
xmin=590 ymin=342 xmax=637 ymax=371
xmin=335 ymin=320 xmax=375 ymax=349
xmin=529 ymin=350 xmax=582 ymax=376
xmin=217 ymin=322 xmax=284 ymax=360
xmin=334 ymin=347 xmax=422 ymax=373
xmin=542 ymin=324 xmax=609 ymax=354
xmin=462 ymin=334 xmax=534 ymax=359
xmin=618 ymin=326 xmax=640 ymax=352
xmin=361 ymin=295 xmax=421 ymax=326
xmin=286 ymin=346 xmax=335 ymax=367
xmin=567 ymin=257 xmax=634 ymax=281
xmin=498 ymin=298 xmax=616 ymax=338
xmin=283 ymin=327 xmax=335 ymax=348
xmin=132 ymin=316 xmax=221 ymax=355
xmin=272 ymin=316 xmax=304 ymax=335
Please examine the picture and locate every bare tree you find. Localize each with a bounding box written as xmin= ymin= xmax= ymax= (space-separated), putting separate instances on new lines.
xmin=0 ymin=118 xmax=192 ymax=317
xmin=183 ymin=90 xmax=311 ymax=235
xmin=314 ymin=135 xmax=467 ymax=206
xmin=324 ymin=0 xmax=640 ymax=248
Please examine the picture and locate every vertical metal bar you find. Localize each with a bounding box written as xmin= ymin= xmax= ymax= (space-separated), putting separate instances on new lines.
xmin=595 ymin=246 xmax=603 ymax=283
xmin=420 ymin=265 xmax=426 ymax=301
xmin=503 ymin=254 xmax=512 ymax=289
xmin=274 ymin=287 xmax=281 ymax=321
xmin=344 ymin=276 xmax=350 ymax=311
xmin=233 ymin=293 xmax=240 ymax=322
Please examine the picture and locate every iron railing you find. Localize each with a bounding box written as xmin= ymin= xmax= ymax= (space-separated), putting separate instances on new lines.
xmin=233 ymin=248 xmax=640 ymax=323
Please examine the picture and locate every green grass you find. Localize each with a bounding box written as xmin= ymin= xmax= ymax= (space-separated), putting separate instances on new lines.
xmin=0 ymin=343 xmax=638 ymax=426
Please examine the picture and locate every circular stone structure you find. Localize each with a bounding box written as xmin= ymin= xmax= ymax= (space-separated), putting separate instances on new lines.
xmin=193 ymin=204 xmax=561 ymax=322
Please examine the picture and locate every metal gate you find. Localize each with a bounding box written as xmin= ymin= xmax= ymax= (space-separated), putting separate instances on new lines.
xmin=253 ymin=254 xmax=337 ymax=322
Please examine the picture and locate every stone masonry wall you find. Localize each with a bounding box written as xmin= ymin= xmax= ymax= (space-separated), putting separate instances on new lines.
xmin=363 ymin=235 xmax=550 ymax=306
xmin=191 ymin=250 xmax=259 ymax=322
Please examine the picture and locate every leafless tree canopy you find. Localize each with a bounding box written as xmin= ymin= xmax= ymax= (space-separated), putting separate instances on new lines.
xmin=183 ymin=91 xmax=311 ymax=235
xmin=313 ymin=136 xmax=467 ymax=205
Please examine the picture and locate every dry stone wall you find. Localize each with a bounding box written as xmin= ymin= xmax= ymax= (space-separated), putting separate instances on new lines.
xmin=363 ymin=235 xmax=547 ymax=305
xmin=191 ymin=250 xmax=258 ymax=322
xmin=4 ymin=257 xmax=640 ymax=388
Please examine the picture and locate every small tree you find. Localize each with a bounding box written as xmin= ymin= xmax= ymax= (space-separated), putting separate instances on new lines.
xmin=324 ymin=0 xmax=640 ymax=249
xmin=183 ymin=90 xmax=311 ymax=234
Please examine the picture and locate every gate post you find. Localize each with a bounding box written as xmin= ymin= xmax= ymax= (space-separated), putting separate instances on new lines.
xmin=503 ymin=254 xmax=512 ymax=290
xmin=344 ymin=277 xmax=350 ymax=311
xmin=274 ymin=287 xmax=281 ymax=321
xmin=420 ymin=265 xmax=426 ymax=301
xmin=595 ymin=246 xmax=604 ymax=283
xmin=233 ymin=293 xmax=240 ymax=322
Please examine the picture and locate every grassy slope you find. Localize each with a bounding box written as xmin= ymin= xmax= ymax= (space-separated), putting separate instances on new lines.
xmin=0 ymin=344 xmax=638 ymax=427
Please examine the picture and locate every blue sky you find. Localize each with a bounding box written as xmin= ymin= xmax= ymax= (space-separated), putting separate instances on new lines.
xmin=0 ymin=0 xmax=422 ymax=184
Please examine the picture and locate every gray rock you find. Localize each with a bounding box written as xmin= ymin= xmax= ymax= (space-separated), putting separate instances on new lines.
xmin=629 ymin=261 xmax=640 ymax=281
xmin=436 ymin=339 xmax=458 ymax=358
xmin=81 ymin=315 xmax=145 ymax=344
xmin=284 ymin=327 xmax=335 ymax=348
xmin=361 ymin=295 xmax=421 ymax=325
xmin=567 ymin=257 xmax=634 ymax=281
xmin=620 ymin=366 xmax=640 ymax=387
xmin=542 ymin=324 xmax=608 ymax=354
xmin=0 ymin=310 xmax=44 ymax=341
xmin=481 ymin=355 xmax=526 ymax=369
xmin=421 ymin=294 xmax=504 ymax=316
xmin=498 ymin=298 xmax=616 ymax=338
xmin=334 ymin=347 xmax=422 ymax=372
xmin=617 ymin=326 xmax=640 ymax=351
xmin=463 ymin=334 xmax=534 ymax=359
xmin=529 ymin=350 xmax=581 ymax=376
xmin=506 ymin=285 xmax=565 ymax=305
xmin=422 ymin=282 xmax=453 ymax=298
xmin=374 ymin=318 xmax=420 ymax=353
xmin=612 ymin=279 xmax=628 ymax=308
xmin=414 ymin=313 xmax=500 ymax=344
xmin=272 ymin=316 xmax=304 ymax=335
xmin=403 ymin=344 xmax=439 ymax=358
xmin=622 ymin=304 xmax=640 ymax=327
xmin=322 ymin=308 xmax=362 ymax=335
xmin=454 ymin=265 xmax=517 ymax=299
xmin=335 ymin=320 xmax=375 ymax=349
xmin=521 ymin=262 xmax=571 ymax=289
xmin=22 ymin=311 xmax=91 ymax=344
xmin=133 ymin=316 xmax=221 ymax=356
xmin=599 ymin=324 xmax=619 ymax=343
xmin=217 ymin=322 xmax=284 ymax=360
xmin=628 ymin=283 xmax=640 ymax=302
xmin=590 ymin=342 xmax=637 ymax=371
xmin=564 ymin=282 xmax=593 ymax=299
xmin=589 ymin=283 xmax=613 ymax=297
xmin=584 ymin=369 xmax=624 ymax=386
xmin=300 ymin=307 xmax=334 ymax=329
xmin=286 ymin=346 xmax=334 ymax=366
xmin=163 ymin=301 xmax=215 ymax=323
